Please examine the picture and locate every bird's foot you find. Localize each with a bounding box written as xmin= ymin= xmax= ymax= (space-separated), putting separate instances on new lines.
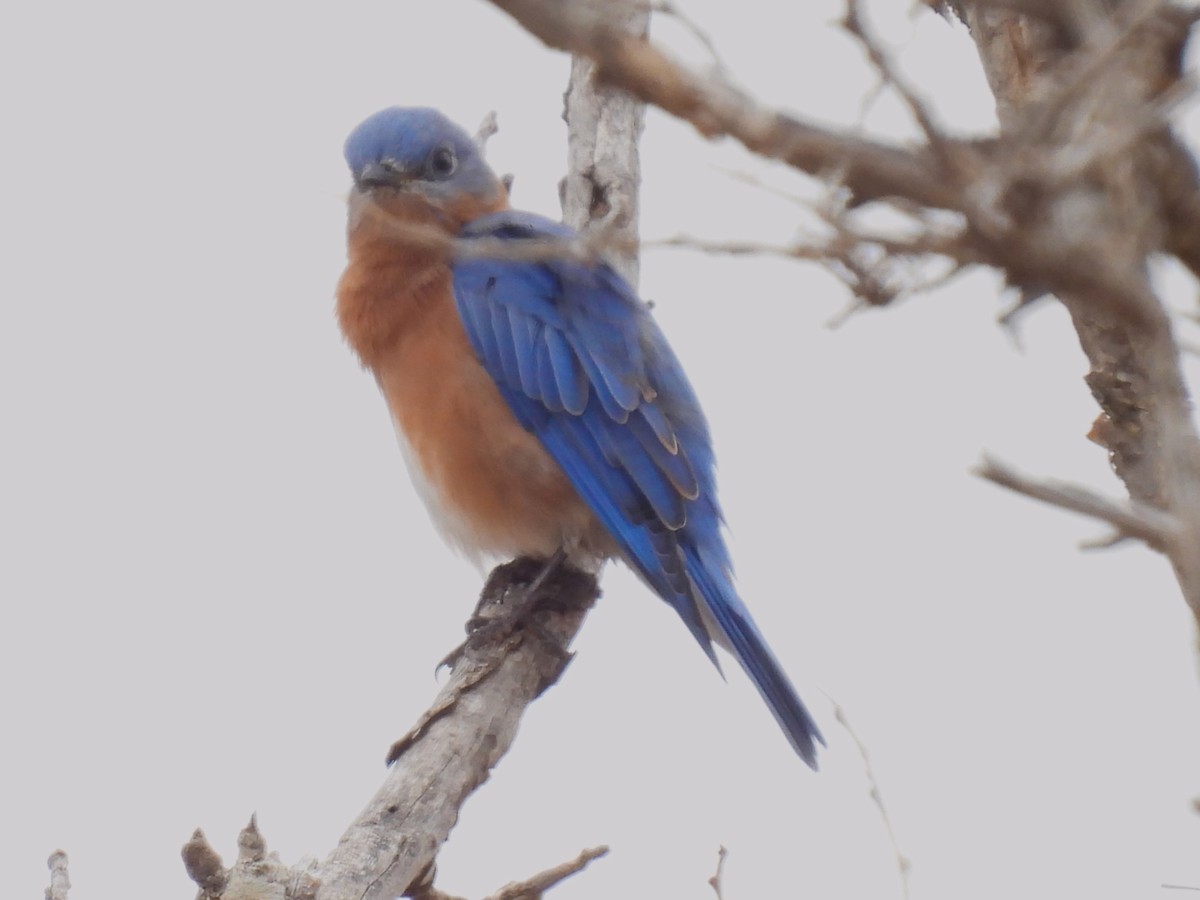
xmin=437 ymin=552 xmax=594 ymax=672
xmin=388 ymin=555 xmax=599 ymax=766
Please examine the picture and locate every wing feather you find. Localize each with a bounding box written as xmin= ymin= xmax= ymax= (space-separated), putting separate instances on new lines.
xmin=489 ymin=303 xmax=522 ymax=387
xmin=453 ymin=215 xmax=709 ymax=639
xmin=533 ymin=334 xmax=564 ymax=413
xmin=546 ymin=328 xmax=588 ymax=415
xmin=452 ymin=210 xmax=822 ymax=765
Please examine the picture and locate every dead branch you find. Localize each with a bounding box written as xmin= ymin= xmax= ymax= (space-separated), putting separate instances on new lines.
xmin=315 ymin=562 xmax=598 ymax=900
xmin=647 ymin=1 xmax=729 ymax=73
xmin=474 ymin=111 xmax=500 ymax=151
xmin=957 ymin=2 xmax=1200 ymax=629
xmin=707 ymin=846 xmax=728 ymax=900
xmin=481 ymin=0 xmax=1191 ymax=317
xmin=45 ymin=850 xmax=70 ymax=900
xmin=483 ymin=846 xmax=609 ymax=900
xmin=974 ymin=455 xmax=1179 ymax=550
xmin=486 ymin=0 xmax=964 ymax=211
xmin=404 ymin=846 xmax=608 ymax=900
xmin=842 ymin=0 xmax=956 ymax=168
xmin=182 ymin=817 xmax=319 ymax=900
xmin=180 ymin=563 xmax=601 ymax=900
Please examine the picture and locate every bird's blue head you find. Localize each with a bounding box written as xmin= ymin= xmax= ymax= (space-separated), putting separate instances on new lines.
xmin=344 ymin=107 xmax=503 ymax=212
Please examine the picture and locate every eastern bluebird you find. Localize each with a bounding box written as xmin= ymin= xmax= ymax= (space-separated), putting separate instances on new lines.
xmin=338 ymin=107 xmax=824 ymax=767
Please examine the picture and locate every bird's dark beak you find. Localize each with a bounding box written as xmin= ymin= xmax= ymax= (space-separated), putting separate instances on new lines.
xmin=355 ymin=160 xmax=410 ymax=191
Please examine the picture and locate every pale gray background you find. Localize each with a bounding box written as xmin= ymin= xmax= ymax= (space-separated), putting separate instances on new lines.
xmin=4 ymin=1 xmax=1200 ymax=898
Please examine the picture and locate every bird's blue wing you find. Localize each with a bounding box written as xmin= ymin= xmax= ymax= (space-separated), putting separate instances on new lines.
xmin=453 ymin=211 xmax=823 ymax=766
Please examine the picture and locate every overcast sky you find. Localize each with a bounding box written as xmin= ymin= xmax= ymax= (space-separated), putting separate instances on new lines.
xmin=4 ymin=2 xmax=1200 ymax=899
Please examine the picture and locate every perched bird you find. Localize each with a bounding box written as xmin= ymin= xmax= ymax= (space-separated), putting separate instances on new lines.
xmin=338 ymin=106 xmax=824 ymax=766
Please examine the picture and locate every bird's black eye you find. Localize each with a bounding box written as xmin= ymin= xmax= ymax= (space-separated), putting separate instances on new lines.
xmin=427 ymin=145 xmax=457 ymax=178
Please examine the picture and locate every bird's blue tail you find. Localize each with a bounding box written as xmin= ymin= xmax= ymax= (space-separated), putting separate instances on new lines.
xmin=684 ymin=545 xmax=825 ymax=768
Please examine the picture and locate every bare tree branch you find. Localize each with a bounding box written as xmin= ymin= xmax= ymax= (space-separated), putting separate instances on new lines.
xmin=182 ymin=817 xmax=320 ymax=900
xmin=486 ymin=0 xmax=964 ymax=211
xmin=481 ymin=0 xmax=1196 ymax=321
xmin=180 ymin=565 xmax=600 ymax=900
xmin=646 ymin=0 xmax=729 ymax=73
xmin=343 ymin=845 xmax=613 ymax=900
xmin=406 ymin=845 xmax=608 ymax=900
xmin=483 ymin=845 xmax=609 ymax=900
xmin=45 ymin=850 xmax=70 ymax=900
xmin=474 ymin=111 xmax=500 ymax=150
xmin=842 ymin=0 xmax=956 ymax=168
xmin=707 ymin=846 xmax=728 ymax=900
xmin=315 ymin=563 xmax=598 ymax=900
xmin=957 ymin=1 xmax=1200 ymax=628
xmin=974 ymin=455 xmax=1180 ymax=549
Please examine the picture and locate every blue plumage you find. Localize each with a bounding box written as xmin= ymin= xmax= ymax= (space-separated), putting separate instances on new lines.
xmin=453 ymin=210 xmax=824 ymax=766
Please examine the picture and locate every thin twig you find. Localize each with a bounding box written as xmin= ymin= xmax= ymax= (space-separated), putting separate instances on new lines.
xmin=648 ymin=0 xmax=729 ymax=73
xmin=826 ymin=297 xmax=868 ymax=329
xmin=843 ymin=0 xmax=958 ymax=172
xmin=707 ymin=846 xmax=728 ymax=900
xmin=483 ymin=846 xmax=610 ymax=900
xmin=475 ymin=111 xmax=500 ymax=150
xmin=646 ymin=220 xmax=971 ymax=263
xmin=645 ymin=234 xmax=828 ymax=260
xmin=719 ymin=166 xmax=820 ymax=209
xmin=973 ymin=454 xmax=1179 ymax=550
xmin=406 ymin=846 xmax=608 ymax=900
xmin=832 ymin=704 xmax=911 ymax=900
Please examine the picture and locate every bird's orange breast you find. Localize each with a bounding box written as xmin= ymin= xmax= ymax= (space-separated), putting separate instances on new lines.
xmin=377 ymin=294 xmax=603 ymax=560
xmin=338 ymin=208 xmax=607 ymax=562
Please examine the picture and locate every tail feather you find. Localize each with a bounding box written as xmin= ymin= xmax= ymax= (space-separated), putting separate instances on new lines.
xmin=684 ymin=546 xmax=824 ymax=768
